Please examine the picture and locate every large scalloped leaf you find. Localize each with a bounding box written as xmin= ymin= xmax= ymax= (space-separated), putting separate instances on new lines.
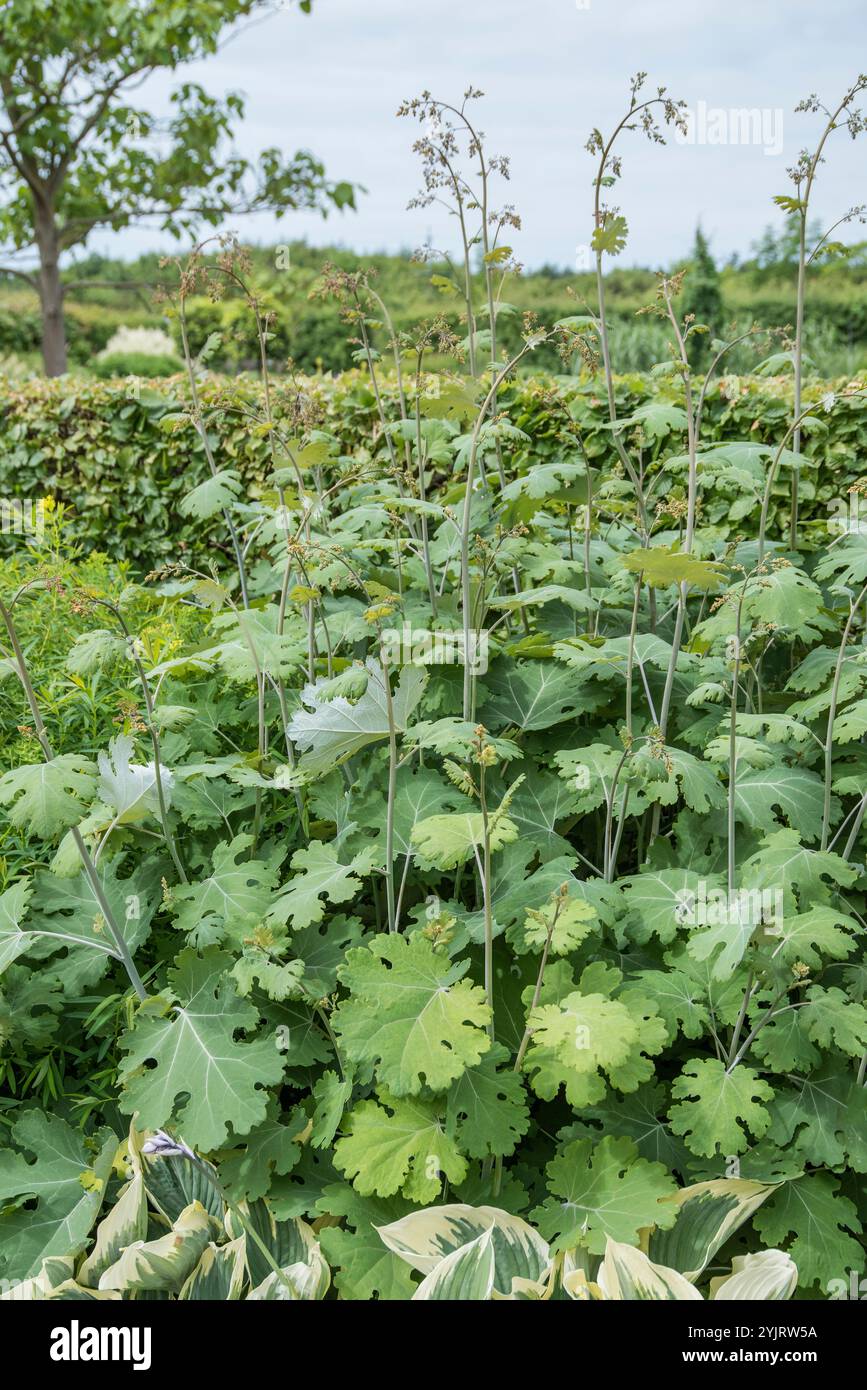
xmin=334 ymin=934 xmax=491 ymax=1095
xmin=118 ymin=948 xmax=285 ymax=1150
xmin=530 ymin=1136 xmax=678 ymax=1254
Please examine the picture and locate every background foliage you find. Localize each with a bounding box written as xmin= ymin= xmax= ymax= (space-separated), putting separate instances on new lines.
xmin=2 ymin=72 xmax=867 ymax=1305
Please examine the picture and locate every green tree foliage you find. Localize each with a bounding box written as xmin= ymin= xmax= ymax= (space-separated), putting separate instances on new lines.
xmin=681 ymin=226 xmax=722 ymax=366
xmin=0 ymin=0 xmax=354 ymax=374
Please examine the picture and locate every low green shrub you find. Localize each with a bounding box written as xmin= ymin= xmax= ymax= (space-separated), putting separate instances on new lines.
xmin=91 ymin=352 xmax=182 ymax=379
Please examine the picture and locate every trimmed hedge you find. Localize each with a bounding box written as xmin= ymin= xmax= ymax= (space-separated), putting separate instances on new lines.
xmin=0 ymin=369 xmax=863 ymax=571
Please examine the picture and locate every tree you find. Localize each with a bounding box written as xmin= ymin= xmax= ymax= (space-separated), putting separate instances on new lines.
xmin=0 ymin=0 xmax=354 ymax=375
xmin=681 ymin=225 xmax=722 ymax=368
xmin=749 ymin=217 xmax=823 ymax=273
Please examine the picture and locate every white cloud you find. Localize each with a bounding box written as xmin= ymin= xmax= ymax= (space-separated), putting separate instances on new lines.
xmin=93 ymin=0 xmax=867 ymax=269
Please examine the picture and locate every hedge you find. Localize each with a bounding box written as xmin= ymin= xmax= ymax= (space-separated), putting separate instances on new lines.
xmin=176 ymin=293 xmax=867 ymax=377
xmin=0 ymin=290 xmax=863 ymax=377
xmin=0 ymin=369 xmax=863 ymax=571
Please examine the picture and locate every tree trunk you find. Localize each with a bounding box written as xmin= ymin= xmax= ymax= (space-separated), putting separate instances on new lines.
xmin=34 ymin=202 xmax=67 ymax=376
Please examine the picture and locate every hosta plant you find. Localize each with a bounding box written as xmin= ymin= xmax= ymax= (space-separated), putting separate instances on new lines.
xmin=0 ymin=1123 xmax=329 ymax=1301
xmin=374 ymin=1199 xmax=799 ymax=1300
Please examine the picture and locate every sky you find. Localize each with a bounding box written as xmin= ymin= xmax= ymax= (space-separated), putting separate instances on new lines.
xmin=104 ymin=0 xmax=867 ymax=271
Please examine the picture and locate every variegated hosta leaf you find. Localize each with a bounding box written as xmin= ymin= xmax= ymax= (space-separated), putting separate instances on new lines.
xmin=377 ymin=1203 xmax=550 ymax=1298
xmin=247 ymin=1245 xmax=330 ymax=1300
xmin=78 ymin=1170 xmax=148 ymax=1288
xmin=224 ymin=1202 xmax=323 ymax=1294
xmin=42 ymin=1280 xmax=122 ymax=1301
xmin=596 ymin=1240 xmax=703 ymax=1300
xmin=178 ymin=1238 xmax=246 ymax=1300
xmin=410 ymin=1227 xmax=497 ymax=1300
xmin=491 ymin=1272 xmax=555 ymax=1301
xmin=562 ymin=1248 xmax=602 ymax=1301
xmin=141 ymin=1149 xmax=225 ymax=1227
xmin=98 ymin=1201 xmax=212 ymax=1293
xmin=646 ymin=1178 xmax=778 ymax=1281
xmin=562 ymin=1271 xmax=600 ymax=1300
xmin=0 ymin=1256 xmax=75 ymax=1301
xmin=710 ymin=1249 xmax=798 ymax=1300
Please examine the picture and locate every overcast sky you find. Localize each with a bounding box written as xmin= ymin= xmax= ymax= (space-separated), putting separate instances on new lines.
xmin=112 ymin=0 xmax=867 ymax=270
